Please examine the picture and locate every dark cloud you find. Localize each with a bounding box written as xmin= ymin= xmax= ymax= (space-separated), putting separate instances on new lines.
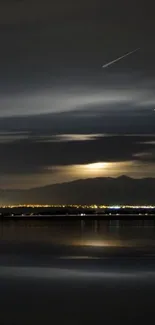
xmin=0 ymin=106 xmax=155 ymax=134
xmin=0 ymin=132 xmax=155 ymax=175
xmin=0 ymin=0 xmax=154 ymax=103
xmin=0 ymin=0 xmax=100 ymax=25
xmin=0 ymin=0 xmax=152 ymax=26
xmin=0 ymin=131 xmax=30 ymax=143
xmin=0 ymin=0 xmax=155 ymax=188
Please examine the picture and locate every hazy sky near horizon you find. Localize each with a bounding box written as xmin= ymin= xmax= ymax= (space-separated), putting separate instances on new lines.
xmin=1 ymin=0 xmax=155 ymax=189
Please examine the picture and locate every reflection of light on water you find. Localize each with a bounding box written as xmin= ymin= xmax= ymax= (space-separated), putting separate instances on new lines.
xmin=72 ymin=239 xmax=122 ymax=247
xmin=83 ymin=240 xmax=113 ymax=247
xmin=71 ymin=237 xmax=155 ymax=248
xmin=58 ymin=256 xmax=100 ymax=259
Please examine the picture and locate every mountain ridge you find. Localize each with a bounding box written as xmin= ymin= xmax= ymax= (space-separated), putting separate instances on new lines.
xmin=1 ymin=176 xmax=155 ymax=205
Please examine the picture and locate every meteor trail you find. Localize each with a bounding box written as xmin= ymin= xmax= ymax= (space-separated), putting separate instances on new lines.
xmin=102 ymin=48 xmax=140 ymax=68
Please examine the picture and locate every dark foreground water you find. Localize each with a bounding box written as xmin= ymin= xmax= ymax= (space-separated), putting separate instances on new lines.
xmin=1 ymin=219 xmax=155 ymax=324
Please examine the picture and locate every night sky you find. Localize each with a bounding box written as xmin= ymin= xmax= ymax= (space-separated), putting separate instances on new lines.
xmin=0 ymin=0 xmax=155 ymax=189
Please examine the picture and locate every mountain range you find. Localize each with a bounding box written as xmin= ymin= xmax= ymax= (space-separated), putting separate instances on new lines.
xmin=1 ymin=176 xmax=155 ymax=205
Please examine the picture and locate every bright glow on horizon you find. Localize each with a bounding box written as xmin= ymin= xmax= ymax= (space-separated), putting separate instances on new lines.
xmin=2 ymin=159 xmax=155 ymax=190
xmin=86 ymin=162 xmax=107 ymax=171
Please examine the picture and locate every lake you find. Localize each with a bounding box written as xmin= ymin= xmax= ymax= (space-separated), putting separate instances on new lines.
xmin=1 ymin=219 xmax=155 ymax=325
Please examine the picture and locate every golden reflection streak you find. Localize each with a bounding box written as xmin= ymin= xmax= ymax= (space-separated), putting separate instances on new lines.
xmin=72 ymin=239 xmax=122 ymax=247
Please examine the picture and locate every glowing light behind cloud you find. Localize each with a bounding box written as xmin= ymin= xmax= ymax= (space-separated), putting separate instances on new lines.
xmin=46 ymin=161 xmax=134 ymax=180
xmin=0 ymin=87 xmax=152 ymax=117
xmin=3 ymin=160 xmax=155 ymax=189
xmin=37 ymin=134 xmax=103 ymax=142
xmin=85 ymin=162 xmax=108 ymax=172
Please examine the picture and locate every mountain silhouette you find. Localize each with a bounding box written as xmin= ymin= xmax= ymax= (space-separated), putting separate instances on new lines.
xmin=1 ymin=176 xmax=155 ymax=205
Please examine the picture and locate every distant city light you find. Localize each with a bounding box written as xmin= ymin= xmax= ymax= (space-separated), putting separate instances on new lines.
xmin=109 ymin=206 xmax=121 ymax=209
xmin=0 ymin=204 xmax=155 ymax=209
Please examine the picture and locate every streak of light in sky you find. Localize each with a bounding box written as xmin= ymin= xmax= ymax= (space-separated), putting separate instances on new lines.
xmin=102 ymin=48 xmax=140 ymax=68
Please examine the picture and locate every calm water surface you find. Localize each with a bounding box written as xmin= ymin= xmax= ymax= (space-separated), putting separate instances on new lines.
xmin=0 ymin=219 xmax=155 ymax=247
xmin=1 ymin=219 xmax=155 ymax=325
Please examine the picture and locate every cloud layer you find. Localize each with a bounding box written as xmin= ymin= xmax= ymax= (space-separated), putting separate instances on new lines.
xmin=0 ymin=0 xmax=155 ymax=189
